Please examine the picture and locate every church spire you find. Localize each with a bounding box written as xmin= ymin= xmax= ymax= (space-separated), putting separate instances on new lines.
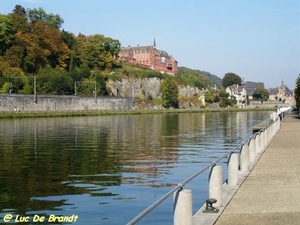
xmin=153 ymin=37 xmax=156 ymax=47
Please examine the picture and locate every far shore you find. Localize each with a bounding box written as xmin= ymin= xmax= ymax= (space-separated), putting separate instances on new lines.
xmin=0 ymin=107 xmax=276 ymax=119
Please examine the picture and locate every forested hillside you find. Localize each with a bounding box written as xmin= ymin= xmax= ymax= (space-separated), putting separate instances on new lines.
xmin=0 ymin=5 xmax=221 ymax=97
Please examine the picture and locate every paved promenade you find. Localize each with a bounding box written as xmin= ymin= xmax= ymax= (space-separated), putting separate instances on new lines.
xmin=214 ymin=111 xmax=300 ymax=225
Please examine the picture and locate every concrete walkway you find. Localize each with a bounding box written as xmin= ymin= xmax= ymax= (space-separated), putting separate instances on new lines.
xmin=214 ymin=111 xmax=300 ymax=225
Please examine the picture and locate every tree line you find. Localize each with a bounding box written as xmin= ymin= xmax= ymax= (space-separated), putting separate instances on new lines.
xmin=0 ymin=5 xmax=120 ymax=95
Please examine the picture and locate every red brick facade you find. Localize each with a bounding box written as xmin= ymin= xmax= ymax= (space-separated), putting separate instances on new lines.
xmin=118 ymin=40 xmax=178 ymax=75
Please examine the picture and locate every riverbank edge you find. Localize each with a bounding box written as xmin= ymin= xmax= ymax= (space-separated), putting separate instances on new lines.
xmin=0 ymin=107 xmax=276 ymax=119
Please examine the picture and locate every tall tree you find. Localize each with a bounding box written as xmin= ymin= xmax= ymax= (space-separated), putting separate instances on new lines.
xmin=61 ymin=30 xmax=80 ymax=70
xmin=15 ymin=20 xmax=70 ymax=73
xmin=222 ymin=72 xmax=242 ymax=87
xmin=104 ymin=37 xmax=121 ymax=59
xmin=0 ymin=14 xmax=13 ymax=55
xmin=160 ymin=78 xmax=179 ymax=108
xmin=252 ymin=87 xmax=269 ymax=101
xmin=86 ymin=34 xmax=114 ymax=70
xmin=294 ymin=74 xmax=300 ymax=109
xmin=27 ymin=7 xmax=64 ymax=29
xmin=37 ymin=66 xmax=73 ymax=94
xmin=9 ymin=5 xmax=28 ymax=33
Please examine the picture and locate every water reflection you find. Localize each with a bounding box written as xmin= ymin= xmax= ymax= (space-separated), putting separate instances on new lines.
xmin=0 ymin=111 xmax=273 ymax=224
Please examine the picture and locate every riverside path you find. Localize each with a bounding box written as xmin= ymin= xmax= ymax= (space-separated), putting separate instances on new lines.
xmin=214 ymin=110 xmax=300 ymax=225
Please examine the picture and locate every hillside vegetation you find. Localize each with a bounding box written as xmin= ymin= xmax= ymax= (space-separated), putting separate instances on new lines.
xmin=0 ymin=5 xmax=229 ymax=108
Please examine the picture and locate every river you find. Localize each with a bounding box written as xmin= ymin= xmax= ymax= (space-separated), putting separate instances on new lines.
xmin=0 ymin=111 xmax=273 ymax=224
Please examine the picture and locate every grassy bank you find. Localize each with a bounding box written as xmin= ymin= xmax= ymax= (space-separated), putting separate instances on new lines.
xmin=0 ymin=107 xmax=276 ymax=119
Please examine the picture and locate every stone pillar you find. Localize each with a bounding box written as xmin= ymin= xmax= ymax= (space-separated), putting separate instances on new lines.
xmin=173 ymin=189 xmax=192 ymax=225
xmin=209 ymin=166 xmax=222 ymax=207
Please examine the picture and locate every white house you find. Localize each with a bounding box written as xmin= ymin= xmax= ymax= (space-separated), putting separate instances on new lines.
xmin=226 ymin=84 xmax=247 ymax=108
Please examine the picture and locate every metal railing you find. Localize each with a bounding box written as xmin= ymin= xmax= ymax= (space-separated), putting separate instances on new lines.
xmin=126 ymin=148 xmax=238 ymax=224
xmin=126 ymin=110 xmax=290 ymax=225
xmin=126 ymin=146 xmax=242 ymax=225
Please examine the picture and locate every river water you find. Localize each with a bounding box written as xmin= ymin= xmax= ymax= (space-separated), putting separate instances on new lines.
xmin=0 ymin=111 xmax=273 ymax=225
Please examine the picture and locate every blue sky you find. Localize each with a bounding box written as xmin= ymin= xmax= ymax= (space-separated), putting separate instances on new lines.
xmin=1 ymin=0 xmax=300 ymax=89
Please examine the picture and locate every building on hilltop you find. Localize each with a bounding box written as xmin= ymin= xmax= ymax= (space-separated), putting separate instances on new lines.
xmin=268 ymin=81 xmax=294 ymax=105
xmin=118 ymin=38 xmax=178 ymax=75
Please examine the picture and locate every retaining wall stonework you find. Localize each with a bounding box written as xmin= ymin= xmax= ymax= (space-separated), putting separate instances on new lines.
xmin=0 ymin=94 xmax=134 ymax=112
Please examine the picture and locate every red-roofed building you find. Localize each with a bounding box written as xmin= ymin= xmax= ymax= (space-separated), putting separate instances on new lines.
xmin=118 ymin=38 xmax=178 ymax=75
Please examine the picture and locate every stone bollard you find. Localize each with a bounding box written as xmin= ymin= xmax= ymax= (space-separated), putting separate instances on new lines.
xmin=227 ymin=153 xmax=239 ymax=186
xmin=271 ymin=122 xmax=276 ymax=138
xmin=209 ymin=165 xmax=222 ymax=207
xmin=173 ymin=189 xmax=192 ymax=225
xmin=266 ymin=126 xmax=270 ymax=146
xmin=264 ymin=129 xmax=268 ymax=150
xmin=259 ymin=130 xmax=265 ymax=153
xmin=255 ymin=133 xmax=261 ymax=154
xmin=240 ymin=144 xmax=249 ymax=172
xmin=276 ymin=119 xmax=280 ymax=133
xmin=248 ymin=138 xmax=256 ymax=162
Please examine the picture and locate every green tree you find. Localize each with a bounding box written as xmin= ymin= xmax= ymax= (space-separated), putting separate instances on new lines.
xmin=9 ymin=5 xmax=28 ymax=33
xmin=205 ymin=91 xmax=214 ymax=103
xmin=91 ymin=69 xmax=108 ymax=96
xmin=0 ymin=67 xmax=30 ymax=94
xmin=252 ymin=87 xmax=269 ymax=101
xmin=294 ymin=74 xmax=300 ymax=109
xmin=27 ymin=7 xmax=64 ymax=29
xmin=0 ymin=14 xmax=14 ymax=55
xmin=0 ymin=61 xmax=11 ymax=76
xmin=88 ymin=34 xmax=114 ymax=70
xmin=219 ymin=88 xmax=229 ymax=99
xmin=3 ymin=44 xmax=24 ymax=68
xmin=15 ymin=20 xmax=70 ymax=73
xmin=160 ymin=78 xmax=179 ymax=108
xmin=37 ymin=66 xmax=73 ymax=95
xmin=217 ymin=88 xmax=236 ymax=107
xmin=104 ymin=37 xmax=121 ymax=60
xmin=61 ymin=30 xmax=80 ymax=70
xmin=222 ymin=72 xmax=242 ymax=87
xmin=0 ymin=81 xmax=10 ymax=93
xmin=176 ymin=67 xmax=211 ymax=89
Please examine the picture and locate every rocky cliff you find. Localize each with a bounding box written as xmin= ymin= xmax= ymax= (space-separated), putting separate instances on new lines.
xmin=106 ymin=78 xmax=206 ymax=108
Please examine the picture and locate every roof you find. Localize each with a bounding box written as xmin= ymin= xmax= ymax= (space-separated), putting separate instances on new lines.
xmin=268 ymin=88 xmax=278 ymax=95
xmin=156 ymin=49 xmax=170 ymax=57
xmin=280 ymin=83 xmax=293 ymax=96
xmin=244 ymin=81 xmax=265 ymax=89
xmin=243 ymin=81 xmax=265 ymax=96
xmin=121 ymin=45 xmax=153 ymax=53
xmin=268 ymin=82 xmax=294 ymax=96
xmin=227 ymin=84 xmax=246 ymax=92
xmin=121 ymin=45 xmax=171 ymax=58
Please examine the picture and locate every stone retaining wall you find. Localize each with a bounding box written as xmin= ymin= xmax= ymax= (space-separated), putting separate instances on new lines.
xmin=0 ymin=94 xmax=134 ymax=112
